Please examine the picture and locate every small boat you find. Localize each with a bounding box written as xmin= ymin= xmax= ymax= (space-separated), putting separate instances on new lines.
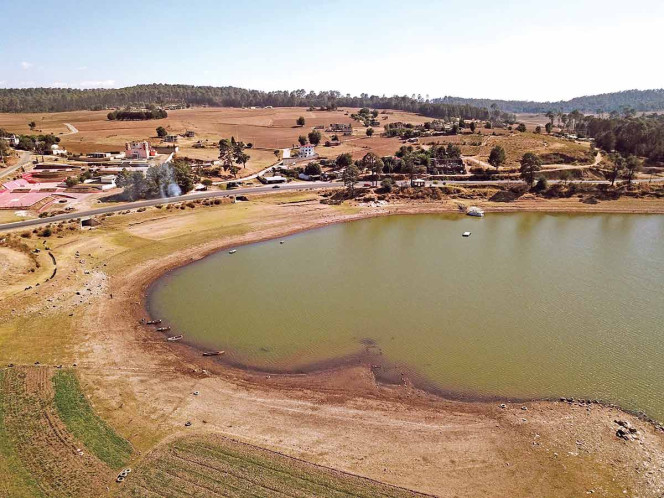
xmin=147 ymin=319 xmax=162 ymax=325
xmin=156 ymin=326 xmax=171 ymax=332
xmin=228 ymin=249 xmax=237 ymax=254
xmin=280 ymin=241 xmax=284 ymax=244
xmin=202 ymin=350 xmax=225 ymax=356
xmin=467 ymin=206 xmax=485 ymax=217
xmin=462 ymin=232 xmax=471 ymax=237
xmin=167 ymin=335 xmax=183 ymax=341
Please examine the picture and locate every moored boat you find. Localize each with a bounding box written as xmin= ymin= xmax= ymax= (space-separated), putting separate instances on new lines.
xmin=229 ymin=249 xmax=237 ymax=254
xmin=202 ymin=350 xmax=225 ymax=356
xmin=467 ymin=206 xmax=484 ymax=217
xmin=167 ymin=335 xmax=183 ymax=341
xmin=156 ymin=326 xmax=171 ymax=332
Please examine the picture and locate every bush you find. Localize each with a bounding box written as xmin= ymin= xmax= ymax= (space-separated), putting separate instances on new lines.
xmin=40 ymin=227 xmax=52 ymax=237
xmin=534 ymin=176 xmax=548 ymax=192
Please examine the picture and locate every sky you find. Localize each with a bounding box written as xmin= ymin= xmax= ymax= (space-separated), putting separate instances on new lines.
xmin=0 ymin=0 xmax=662 ymax=102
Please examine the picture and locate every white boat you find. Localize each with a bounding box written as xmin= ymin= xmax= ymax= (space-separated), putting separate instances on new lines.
xmin=467 ymin=206 xmax=484 ymax=217
xmin=167 ymin=335 xmax=183 ymax=341
xmin=228 ymin=249 xmax=237 ymax=254
xmin=463 ymin=232 xmax=471 ymax=237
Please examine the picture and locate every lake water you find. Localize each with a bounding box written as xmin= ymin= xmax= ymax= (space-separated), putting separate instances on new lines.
xmin=148 ymin=213 xmax=664 ymax=420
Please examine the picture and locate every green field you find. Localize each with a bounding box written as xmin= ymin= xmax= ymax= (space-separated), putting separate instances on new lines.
xmin=53 ymin=369 xmax=133 ymax=469
xmin=128 ymin=435 xmax=425 ymax=497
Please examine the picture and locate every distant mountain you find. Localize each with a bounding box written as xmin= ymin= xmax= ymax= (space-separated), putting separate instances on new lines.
xmin=434 ymin=89 xmax=664 ymax=114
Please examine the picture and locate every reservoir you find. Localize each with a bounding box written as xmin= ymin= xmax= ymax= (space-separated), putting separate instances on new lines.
xmin=148 ymin=213 xmax=664 ymax=420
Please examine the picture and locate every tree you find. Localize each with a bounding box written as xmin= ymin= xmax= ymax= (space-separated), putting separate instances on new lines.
xmin=488 ymin=146 xmax=506 ymax=169
xmin=361 ymin=152 xmax=382 ymax=185
xmin=28 ymin=121 xmax=36 ymax=131
xmin=202 ymin=178 xmax=213 ymax=187
xmin=366 ymin=127 xmax=374 ymax=137
xmin=607 ymin=153 xmax=625 ymax=186
xmin=335 ymin=152 xmax=353 ymax=169
xmin=274 ymin=149 xmax=280 ymax=161
xmin=534 ymin=125 xmax=542 ymax=134
xmin=304 ymin=162 xmax=322 ymax=176
xmin=236 ymin=152 xmax=250 ymax=169
xmin=0 ymin=139 xmax=9 ymax=163
xmin=296 ymin=116 xmax=305 ymax=126
xmin=469 ymin=121 xmax=476 ymax=132
xmin=342 ymin=163 xmax=359 ymax=196
xmin=519 ymin=152 xmax=542 ymax=185
xmin=156 ymin=126 xmax=167 ymax=138
xmin=624 ymin=155 xmax=640 ymax=184
xmin=65 ymin=177 xmax=79 ymax=188
xmin=218 ymin=138 xmax=235 ymax=174
xmin=380 ymin=177 xmax=394 ymax=192
xmin=298 ymin=135 xmax=307 ymax=146
xmin=534 ymin=176 xmax=548 ymax=191
xmin=545 ymin=122 xmax=553 ymax=134
xmin=516 ymin=123 xmax=527 ymax=132
xmin=308 ymin=130 xmax=322 ymax=146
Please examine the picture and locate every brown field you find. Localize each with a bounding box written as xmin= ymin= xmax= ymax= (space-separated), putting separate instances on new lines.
xmin=1 ymin=190 xmax=664 ymax=496
xmin=0 ymin=108 xmax=597 ymax=178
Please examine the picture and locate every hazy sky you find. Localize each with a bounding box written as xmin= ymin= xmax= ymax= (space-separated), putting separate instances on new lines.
xmin=1 ymin=0 xmax=662 ymax=101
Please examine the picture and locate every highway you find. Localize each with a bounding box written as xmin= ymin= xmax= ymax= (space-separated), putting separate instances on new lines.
xmin=1 ymin=177 xmax=662 ymax=232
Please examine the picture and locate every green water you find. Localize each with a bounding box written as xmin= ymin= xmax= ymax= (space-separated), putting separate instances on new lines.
xmin=148 ymin=213 xmax=664 ymax=420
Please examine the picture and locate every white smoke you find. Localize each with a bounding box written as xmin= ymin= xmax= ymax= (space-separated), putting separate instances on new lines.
xmin=160 ymin=162 xmax=182 ymax=198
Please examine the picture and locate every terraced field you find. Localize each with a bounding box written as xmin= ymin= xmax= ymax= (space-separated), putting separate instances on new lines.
xmin=127 ymin=435 xmax=427 ymax=497
xmin=0 ymin=366 xmax=130 ymax=496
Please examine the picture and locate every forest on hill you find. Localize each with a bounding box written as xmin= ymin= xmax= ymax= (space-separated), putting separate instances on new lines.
xmin=0 ymin=84 xmax=511 ymax=122
xmin=435 ymin=89 xmax=664 ymax=114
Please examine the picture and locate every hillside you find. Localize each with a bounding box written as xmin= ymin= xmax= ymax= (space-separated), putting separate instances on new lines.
xmin=435 ymin=89 xmax=664 ymax=113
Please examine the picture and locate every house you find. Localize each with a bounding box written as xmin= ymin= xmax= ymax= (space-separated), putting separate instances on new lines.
xmin=125 ymin=141 xmax=156 ymax=159
xmin=299 ymin=144 xmax=316 ymax=158
xmin=412 ymin=178 xmax=426 ymax=187
xmin=1 ymin=135 xmax=19 ymax=147
xmin=184 ymin=130 xmax=195 ymax=138
xmin=164 ymin=134 xmax=179 ymax=143
xmin=259 ymin=175 xmax=286 ymax=184
xmin=87 ymin=152 xmax=112 ymax=159
xmin=50 ymin=144 xmax=67 ymax=156
xmin=328 ymin=123 xmax=352 ymax=134
xmin=429 ymin=158 xmax=465 ymax=175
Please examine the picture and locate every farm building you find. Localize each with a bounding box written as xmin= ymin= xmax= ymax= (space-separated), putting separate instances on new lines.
xmin=328 ymin=123 xmax=352 ymax=135
xmin=87 ymin=152 xmax=112 ymax=159
xmin=184 ymin=130 xmax=195 ymax=138
xmin=259 ymin=175 xmax=286 ymax=184
xmin=164 ymin=135 xmax=179 ymax=143
xmin=125 ymin=141 xmax=156 ymax=159
xmin=429 ymin=158 xmax=466 ymax=175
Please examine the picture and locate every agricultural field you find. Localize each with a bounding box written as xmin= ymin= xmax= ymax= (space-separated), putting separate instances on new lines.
xmin=128 ymin=434 xmax=424 ymax=497
xmin=0 ymin=366 xmax=130 ymax=496
xmin=0 ymin=107 xmax=597 ymax=178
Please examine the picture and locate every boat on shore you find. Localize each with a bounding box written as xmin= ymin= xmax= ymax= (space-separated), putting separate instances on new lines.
xmin=156 ymin=326 xmax=171 ymax=332
xmin=467 ymin=206 xmax=484 ymax=217
xmin=167 ymin=335 xmax=183 ymax=341
xmin=147 ymin=319 xmax=162 ymax=325
xmin=229 ymin=249 xmax=237 ymax=254
xmin=202 ymin=350 xmax=225 ymax=356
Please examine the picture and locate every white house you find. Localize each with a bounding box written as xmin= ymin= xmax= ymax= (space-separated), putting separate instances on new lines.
xmin=51 ymin=144 xmax=68 ymax=156
xmin=299 ymin=144 xmax=316 ymax=158
xmin=2 ymin=135 xmax=20 ymax=147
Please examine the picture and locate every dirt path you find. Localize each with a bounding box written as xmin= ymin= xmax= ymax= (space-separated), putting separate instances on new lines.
xmin=63 ymin=123 xmax=78 ymax=135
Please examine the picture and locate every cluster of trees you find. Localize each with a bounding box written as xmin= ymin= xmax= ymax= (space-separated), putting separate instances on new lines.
xmin=298 ymin=130 xmax=322 ymax=146
xmin=585 ymin=114 xmax=664 ymax=163
xmin=0 ymin=84 xmax=502 ymax=122
xmin=6 ymin=132 xmax=61 ymax=154
xmin=115 ymin=159 xmax=195 ymax=200
xmin=107 ymin=108 xmax=167 ymax=121
xmin=351 ymin=108 xmax=380 ymax=127
xmin=218 ymin=137 xmax=250 ymax=177
xmin=435 ymin=89 xmax=664 ymax=113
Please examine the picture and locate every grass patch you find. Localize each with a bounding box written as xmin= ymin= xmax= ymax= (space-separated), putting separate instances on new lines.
xmin=53 ymin=369 xmax=132 ymax=468
xmin=130 ymin=434 xmax=423 ymax=497
xmin=0 ymin=371 xmax=43 ymax=497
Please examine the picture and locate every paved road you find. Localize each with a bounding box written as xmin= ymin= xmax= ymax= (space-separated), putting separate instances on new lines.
xmin=0 ymin=182 xmax=336 ymax=232
xmin=2 ymin=177 xmax=663 ymax=232
xmin=0 ymin=151 xmax=32 ymax=179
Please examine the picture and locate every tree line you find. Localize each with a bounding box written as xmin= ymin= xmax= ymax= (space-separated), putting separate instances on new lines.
xmin=585 ymin=114 xmax=664 ymax=164
xmin=0 ymin=84 xmax=509 ymax=121
xmin=435 ymin=89 xmax=664 ymax=113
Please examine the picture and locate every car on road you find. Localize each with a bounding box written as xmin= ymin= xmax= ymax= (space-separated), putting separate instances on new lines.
xmin=272 ymin=185 xmax=280 ymax=189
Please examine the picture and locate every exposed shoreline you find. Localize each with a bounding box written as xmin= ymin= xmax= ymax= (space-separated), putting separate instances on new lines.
xmin=137 ymin=201 xmax=664 ymax=424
